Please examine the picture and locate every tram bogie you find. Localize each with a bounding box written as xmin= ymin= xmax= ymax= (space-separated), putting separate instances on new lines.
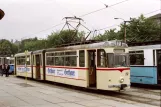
xmin=14 ymin=40 xmax=130 ymax=91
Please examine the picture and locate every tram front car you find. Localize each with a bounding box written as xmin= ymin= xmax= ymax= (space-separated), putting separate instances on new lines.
xmin=96 ymin=40 xmax=130 ymax=91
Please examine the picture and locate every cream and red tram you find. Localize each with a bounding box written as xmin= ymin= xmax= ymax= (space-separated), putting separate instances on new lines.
xmin=14 ymin=40 xmax=130 ymax=91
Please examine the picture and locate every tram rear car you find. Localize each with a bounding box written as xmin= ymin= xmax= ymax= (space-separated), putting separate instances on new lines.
xmin=14 ymin=52 xmax=32 ymax=78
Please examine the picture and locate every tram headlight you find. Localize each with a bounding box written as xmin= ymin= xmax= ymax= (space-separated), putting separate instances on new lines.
xmin=120 ymin=78 xmax=124 ymax=83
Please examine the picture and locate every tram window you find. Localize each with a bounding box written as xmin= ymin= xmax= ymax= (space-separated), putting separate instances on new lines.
xmin=65 ymin=56 xmax=77 ymax=66
xmin=26 ymin=56 xmax=30 ymax=65
xmin=97 ymin=49 xmax=107 ymax=67
xmin=55 ymin=52 xmax=64 ymax=56
xmin=47 ymin=53 xmax=54 ymax=56
xmin=16 ymin=56 xmax=25 ymax=65
xmin=114 ymin=55 xmax=128 ymax=67
xmin=129 ymin=51 xmax=144 ymax=65
xmin=79 ymin=50 xmax=85 ymax=67
xmin=153 ymin=50 xmax=155 ymax=66
xmin=46 ymin=57 xmax=54 ymax=65
xmin=32 ymin=56 xmax=35 ymax=65
xmin=16 ymin=56 xmax=30 ymax=65
xmin=55 ymin=57 xmax=64 ymax=66
xmin=108 ymin=53 xmax=114 ymax=68
xmin=64 ymin=51 xmax=77 ymax=66
xmin=40 ymin=55 xmax=42 ymax=66
xmin=65 ymin=51 xmax=76 ymax=55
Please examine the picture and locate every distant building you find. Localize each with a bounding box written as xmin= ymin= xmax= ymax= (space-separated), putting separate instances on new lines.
xmin=150 ymin=13 xmax=161 ymax=24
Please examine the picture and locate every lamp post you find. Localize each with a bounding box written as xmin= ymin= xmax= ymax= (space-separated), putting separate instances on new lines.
xmin=114 ymin=18 xmax=131 ymax=43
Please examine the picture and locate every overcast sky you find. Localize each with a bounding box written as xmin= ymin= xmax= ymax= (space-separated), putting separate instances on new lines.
xmin=0 ymin=0 xmax=160 ymax=41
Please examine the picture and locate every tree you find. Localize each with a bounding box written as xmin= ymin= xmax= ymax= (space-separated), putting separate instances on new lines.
xmin=47 ymin=30 xmax=85 ymax=47
xmin=118 ymin=14 xmax=160 ymax=42
xmin=18 ymin=37 xmax=40 ymax=52
xmin=0 ymin=39 xmax=18 ymax=56
xmin=93 ymin=29 xmax=118 ymax=41
xmin=93 ymin=14 xmax=160 ymax=42
xmin=17 ymin=30 xmax=85 ymax=52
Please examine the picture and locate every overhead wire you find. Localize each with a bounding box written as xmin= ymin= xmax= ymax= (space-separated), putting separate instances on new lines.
xmin=92 ymin=7 xmax=161 ymax=41
xmin=22 ymin=0 xmax=130 ymax=39
xmin=144 ymin=9 xmax=161 ymax=15
xmin=79 ymin=0 xmax=130 ymax=17
xmin=94 ymin=24 xmax=119 ymax=32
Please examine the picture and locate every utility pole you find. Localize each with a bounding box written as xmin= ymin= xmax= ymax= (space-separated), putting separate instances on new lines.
xmin=114 ymin=18 xmax=132 ymax=43
xmin=124 ymin=21 xmax=127 ymax=43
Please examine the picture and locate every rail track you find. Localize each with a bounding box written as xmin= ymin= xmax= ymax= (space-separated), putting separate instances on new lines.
xmin=16 ymin=76 xmax=161 ymax=107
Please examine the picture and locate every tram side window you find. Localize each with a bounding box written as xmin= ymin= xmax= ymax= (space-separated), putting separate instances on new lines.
xmin=16 ymin=56 xmax=30 ymax=65
xmin=79 ymin=50 xmax=85 ymax=67
xmin=65 ymin=51 xmax=77 ymax=66
xmin=46 ymin=57 xmax=54 ymax=65
xmin=55 ymin=57 xmax=64 ymax=66
xmin=97 ymin=49 xmax=107 ymax=67
xmin=32 ymin=56 xmax=35 ymax=65
xmin=16 ymin=56 xmax=25 ymax=65
xmin=46 ymin=53 xmax=55 ymax=65
xmin=129 ymin=51 xmax=144 ymax=65
xmin=26 ymin=56 xmax=30 ymax=65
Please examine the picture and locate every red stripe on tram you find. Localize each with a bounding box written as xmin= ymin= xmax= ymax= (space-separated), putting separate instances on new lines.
xmin=96 ymin=68 xmax=130 ymax=72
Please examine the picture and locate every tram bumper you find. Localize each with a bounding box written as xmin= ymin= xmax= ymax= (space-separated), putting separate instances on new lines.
xmin=108 ymin=84 xmax=130 ymax=90
xmin=120 ymin=84 xmax=127 ymax=90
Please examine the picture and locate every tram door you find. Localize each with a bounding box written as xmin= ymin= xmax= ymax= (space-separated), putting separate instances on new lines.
xmin=35 ymin=55 xmax=41 ymax=80
xmin=88 ymin=50 xmax=96 ymax=87
xmin=157 ymin=50 xmax=161 ymax=84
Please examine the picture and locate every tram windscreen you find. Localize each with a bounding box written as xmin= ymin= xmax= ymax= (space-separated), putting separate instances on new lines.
xmin=107 ymin=53 xmax=129 ymax=67
xmin=114 ymin=54 xmax=129 ymax=67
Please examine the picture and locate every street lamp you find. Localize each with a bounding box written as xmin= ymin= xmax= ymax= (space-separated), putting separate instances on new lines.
xmin=114 ymin=18 xmax=131 ymax=43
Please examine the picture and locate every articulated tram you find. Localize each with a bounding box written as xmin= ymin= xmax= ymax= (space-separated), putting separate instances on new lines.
xmin=14 ymin=40 xmax=130 ymax=91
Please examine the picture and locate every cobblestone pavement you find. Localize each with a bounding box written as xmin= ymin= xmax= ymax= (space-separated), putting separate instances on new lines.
xmin=0 ymin=76 xmax=160 ymax=107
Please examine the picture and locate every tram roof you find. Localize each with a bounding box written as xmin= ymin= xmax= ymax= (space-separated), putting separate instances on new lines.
xmin=129 ymin=44 xmax=161 ymax=51
xmin=46 ymin=40 xmax=128 ymax=52
xmin=32 ymin=49 xmax=45 ymax=54
xmin=15 ymin=51 xmax=32 ymax=57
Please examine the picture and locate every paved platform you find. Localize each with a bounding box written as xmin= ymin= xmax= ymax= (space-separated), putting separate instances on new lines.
xmin=0 ymin=76 xmax=158 ymax=107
